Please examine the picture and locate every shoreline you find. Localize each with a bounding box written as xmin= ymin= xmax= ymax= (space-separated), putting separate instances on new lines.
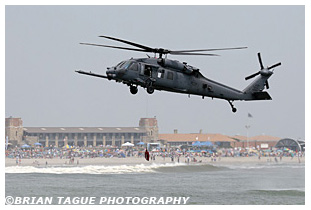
xmin=5 ymin=156 xmax=304 ymax=167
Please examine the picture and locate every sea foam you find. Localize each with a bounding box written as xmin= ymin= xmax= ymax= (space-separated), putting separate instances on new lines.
xmin=5 ymin=162 xmax=187 ymax=174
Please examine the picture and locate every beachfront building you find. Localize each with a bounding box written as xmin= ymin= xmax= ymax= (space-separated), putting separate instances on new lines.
xmin=6 ymin=116 xmax=282 ymax=149
xmin=230 ymin=135 xmax=281 ymax=149
xmin=159 ymin=131 xmax=281 ymax=149
xmin=5 ymin=116 xmax=24 ymax=146
xmin=5 ymin=117 xmax=159 ymax=147
xmin=158 ymin=132 xmax=235 ymax=148
xmin=275 ymin=138 xmax=305 ymax=151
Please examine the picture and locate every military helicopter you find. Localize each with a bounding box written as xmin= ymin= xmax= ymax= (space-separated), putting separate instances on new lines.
xmin=76 ymin=36 xmax=281 ymax=113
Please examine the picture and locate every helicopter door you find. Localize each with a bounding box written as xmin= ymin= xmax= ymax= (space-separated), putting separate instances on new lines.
xmin=140 ymin=64 xmax=153 ymax=78
xmin=144 ymin=65 xmax=152 ymax=77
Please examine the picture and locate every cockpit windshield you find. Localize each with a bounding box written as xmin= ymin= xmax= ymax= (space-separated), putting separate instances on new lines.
xmin=116 ymin=61 xmax=126 ymax=68
xmin=116 ymin=60 xmax=138 ymax=70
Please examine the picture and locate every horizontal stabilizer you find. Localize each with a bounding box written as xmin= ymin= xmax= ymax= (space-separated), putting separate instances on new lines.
xmin=252 ymin=91 xmax=272 ymax=100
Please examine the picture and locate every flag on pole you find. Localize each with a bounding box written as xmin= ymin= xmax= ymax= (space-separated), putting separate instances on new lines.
xmin=248 ymin=113 xmax=253 ymax=118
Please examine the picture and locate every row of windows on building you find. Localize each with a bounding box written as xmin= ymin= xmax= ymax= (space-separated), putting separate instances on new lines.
xmin=38 ymin=139 xmax=144 ymax=147
xmin=26 ymin=132 xmax=145 ymax=141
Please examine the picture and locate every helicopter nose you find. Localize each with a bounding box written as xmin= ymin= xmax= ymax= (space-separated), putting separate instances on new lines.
xmin=106 ymin=69 xmax=117 ymax=78
xmin=117 ymin=69 xmax=126 ymax=76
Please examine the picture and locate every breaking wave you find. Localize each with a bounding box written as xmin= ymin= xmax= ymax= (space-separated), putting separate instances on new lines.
xmin=5 ymin=162 xmax=304 ymax=175
xmin=5 ymin=162 xmax=225 ymax=175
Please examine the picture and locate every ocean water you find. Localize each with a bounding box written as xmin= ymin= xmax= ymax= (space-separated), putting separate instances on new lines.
xmin=5 ymin=162 xmax=305 ymax=205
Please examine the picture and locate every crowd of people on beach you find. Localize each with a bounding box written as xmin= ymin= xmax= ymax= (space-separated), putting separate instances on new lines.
xmin=6 ymin=144 xmax=305 ymax=166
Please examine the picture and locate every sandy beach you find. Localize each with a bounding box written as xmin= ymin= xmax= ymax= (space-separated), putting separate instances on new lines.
xmin=5 ymin=155 xmax=304 ymax=167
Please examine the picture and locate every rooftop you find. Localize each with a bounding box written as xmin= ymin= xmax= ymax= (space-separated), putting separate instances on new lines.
xmin=159 ymin=133 xmax=235 ymax=142
xmin=159 ymin=133 xmax=281 ymax=142
xmin=23 ymin=127 xmax=146 ymax=134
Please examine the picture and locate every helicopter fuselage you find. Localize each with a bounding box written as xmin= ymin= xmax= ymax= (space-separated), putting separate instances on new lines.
xmin=77 ymin=35 xmax=280 ymax=112
xmin=107 ymin=57 xmax=252 ymax=101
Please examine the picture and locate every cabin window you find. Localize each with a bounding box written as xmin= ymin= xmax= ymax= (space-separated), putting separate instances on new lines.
xmin=167 ymin=71 xmax=174 ymax=80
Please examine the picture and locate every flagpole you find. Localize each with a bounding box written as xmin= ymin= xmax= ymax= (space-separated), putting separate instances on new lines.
xmin=246 ymin=113 xmax=253 ymax=150
xmin=245 ymin=125 xmax=250 ymax=149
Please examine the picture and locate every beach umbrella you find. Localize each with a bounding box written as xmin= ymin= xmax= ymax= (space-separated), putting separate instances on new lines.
xmin=201 ymin=141 xmax=213 ymax=146
xmin=34 ymin=142 xmax=42 ymax=146
xmin=122 ymin=142 xmax=134 ymax=147
xmin=21 ymin=144 xmax=31 ymax=148
xmin=192 ymin=141 xmax=202 ymax=146
xmin=137 ymin=142 xmax=145 ymax=146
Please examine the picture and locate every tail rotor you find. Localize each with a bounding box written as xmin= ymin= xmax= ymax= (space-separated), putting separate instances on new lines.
xmin=245 ymin=52 xmax=281 ymax=89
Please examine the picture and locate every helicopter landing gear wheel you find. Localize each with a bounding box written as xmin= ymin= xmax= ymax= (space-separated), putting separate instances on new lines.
xmin=228 ymin=100 xmax=237 ymax=113
xmin=130 ymin=85 xmax=138 ymax=95
xmin=146 ymin=86 xmax=154 ymax=94
xmin=145 ymin=78 xmax=155 ymax=94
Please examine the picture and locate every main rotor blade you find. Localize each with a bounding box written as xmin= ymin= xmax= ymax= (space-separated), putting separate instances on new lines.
xmin=99 ymin=35 xmax=155 ymax=52
xmin=80 ymin=43 xmax=149 ymax=52
xmin=170 ymin=52 xmax=219 ymax=56
xmin=258 ymin=53 xmax=264 ymax=69
xmin=245 ymin=71 xmax=260 ymax=80
xmin=267 ymin=62 xmax=281 ymax=70
xmin=171 ymin=46 xmax=247 ymax=53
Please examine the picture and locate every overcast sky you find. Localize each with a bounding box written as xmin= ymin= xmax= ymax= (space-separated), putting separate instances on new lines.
xmin=5 ymin=5 xmax=305 ymax=139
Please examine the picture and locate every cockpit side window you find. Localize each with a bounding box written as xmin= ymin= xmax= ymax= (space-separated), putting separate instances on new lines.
xmin=129 ymin=63 xmax=138 ymax=71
